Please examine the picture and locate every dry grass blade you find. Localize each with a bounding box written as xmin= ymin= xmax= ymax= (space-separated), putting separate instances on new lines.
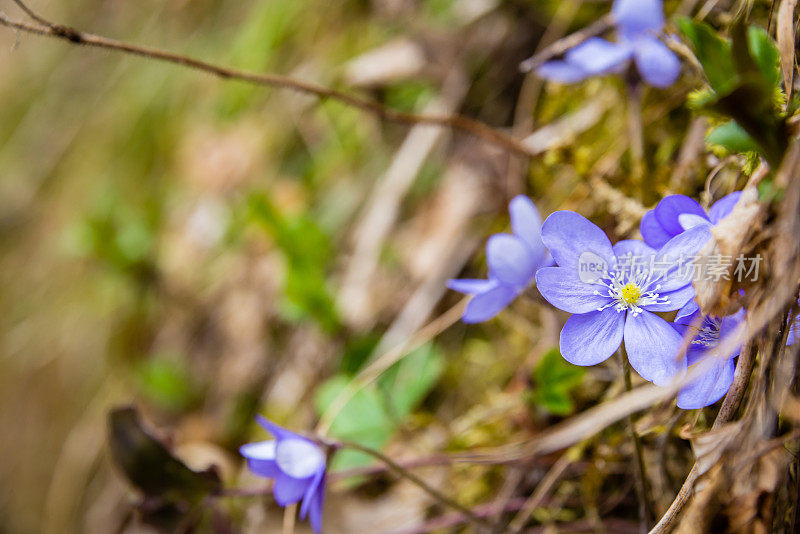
xmin=777 ymin=0 xmax=798 ymax=101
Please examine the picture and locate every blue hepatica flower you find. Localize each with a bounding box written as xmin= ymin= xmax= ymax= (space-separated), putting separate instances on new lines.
xmin=640 ymin=192 xmax=742 ymax=249
xmin=672 ymin=301 xmax=745 ymax=409
xmin=537 ymin=0 xmax=681 ymax=88
xmin=447 ymin=195 xmax=551 ymax=323
xmin=535 ymin=211 xmax=710 ymax=385
xmin=240 ymin=416 xmax=326 ymax=534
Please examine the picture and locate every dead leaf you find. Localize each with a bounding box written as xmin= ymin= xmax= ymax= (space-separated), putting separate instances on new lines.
xmin=694 ymin=188 xmax=763 ymax=316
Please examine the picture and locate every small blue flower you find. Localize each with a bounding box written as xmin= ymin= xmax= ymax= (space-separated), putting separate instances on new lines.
xmin=537 ymin=0 xmax=681 ymax=88
xmin=672 ymin=301 xmax=745 ymax=409
xmin=447 ymin=195 xmax=551 ymax=323
xmin=535 ymin=211 xmax=709 ymax=385
xmin=240 ymin=416 xmax=326 ymax=534
xmin=640 ymin=192 xmax=742 ymax=249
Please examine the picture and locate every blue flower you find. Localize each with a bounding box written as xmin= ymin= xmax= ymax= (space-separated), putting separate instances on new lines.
xmin=240 ymin=416 xmax=326 ymax=534
xmin=640 ymin=192 xmax=742 ymax=249
xmin=447 ymin=195 xmax=551 ymax=323
xmin=535 ymin=211 xmax=709 ymax=385
xmin=537 ymin=0 xmax=681 ymax=88
xmin=672 ymin=301 xmax=745 ymax=409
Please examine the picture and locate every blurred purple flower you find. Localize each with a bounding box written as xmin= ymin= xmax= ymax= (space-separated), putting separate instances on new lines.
xmin=535 ymin=211 xmax=709 ymax=385
xmin=537 ymin=0 xmax=681 ymax=88
xmin=672 ymin=302 xmax=745 ymax=409
xmin=447 ymin=195 xmax=551 ymax=323
xmin=788 ymin=299 xmax=800 ymax=346
xmin=240 ymin=416 xmax=326 ymax=534
xmin=640 ymin=192 xmax=742 ymax=249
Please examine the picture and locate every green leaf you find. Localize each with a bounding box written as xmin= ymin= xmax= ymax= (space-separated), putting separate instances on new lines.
xmin=315 ymin=344 xmax=443 ymax=470
xmin=340 ymin=333 xmax=381 ymax=376
xmin=134 ymin=356 xmax=197 ymax=412
xmin=706 ymin=120 xmax=761 ymax=154
xmin=314 ymin=375 xmax=395 ymax=469
xmin=532 ymin=387 xmax=574 ymax=416
xmin=676 ymin=17 xmax=737 ymax=94
xmin=531 ymin=349 xmax=585 ymax=416
xmin=249 ymin=194 xmax=340 ymax=331
xmin=747 ymin=26 xmax=781 ymax=90
xmin=711 ymin=81 xmax=789 ymax=167
xmin=378 ymin=343 xmax=444 ymax=420
xmin=534 ymin=348 xmax=585 ymax=389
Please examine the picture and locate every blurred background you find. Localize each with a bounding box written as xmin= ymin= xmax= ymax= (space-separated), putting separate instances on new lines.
xmin=0 ymin=0 xmax=740 ymax=532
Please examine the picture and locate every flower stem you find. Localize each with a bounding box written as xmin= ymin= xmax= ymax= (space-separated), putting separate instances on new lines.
xmin=618 ymin=348 xmax=653 ymax=530
xmin=626 ymin=83 xmax=648 ymax=203
xmin=282 ymin=504 xmax=296 ymax=534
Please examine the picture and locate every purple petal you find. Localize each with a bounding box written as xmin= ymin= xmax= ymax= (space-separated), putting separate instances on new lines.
xmin=509 ymin=195 xmax=545 ymax=256
xmin=462 ymin=284 xmax=518 ymax=323
xmin=632 ymin=36 xmax=681 ymax=88
xmin=645 ymin=283 xmax=695 ymax=312
xmin=677 ymin=213 xmax=711 ymax=231
xmin=640 ymin=210 xmax=673 ymax=249
xmin=537 ymin=60 xmax=590 ymax=83
xmin=256 ymin=416 xmax=298 ymax=441
xmin=612 ymin=239 xmax=657 ymax=259
xmin=306 ymin=477 xmax=326 ymax=534
xmin=560 ymin=309 xmax=625 ymax=366
xmin=788 ymin=317 xmax=799 ymax=346
xmin=718 ymin=309 xmax=746 ymax=356
xmin=657 ymin=225 xmax=712 ymax=292
xmin=624 ymin=310 xmax=685 ymax=385
xmin=708 ymin=191 xmax=742 ymax=224
xmin=541 ymin=211 xmax=616 ymax=273
xmin=240 ymin=440 xmax=280 ymax=478
xmin=447 ymin=278 xmax=497 ymax=295
xmin=536 ymin=267 xmax=613 ymax=314
xmin=677 ymin=352 xmax=735 ymax=409
xmin=240 ymin=440 xmax=276 ymax=461
xmin=675 ymin=299 xmax=700 ymax=322
xmin=613 ymin=0 xmax=665 ymax=37
xmin=486 ymin=234 xmax=536 ymax=287
xmin=565 ymin=37 xmax=633 ymax=75
xmin=299 ymin=469 xmax=325 ymax=521
xmin=276 ymin=439 xmax=326 ymax=479
xmin=659 ymin=224 xmax=712 ymax=258
xmin=654 ymin=195 xmax=708 ymax=236
xmin=273 ymin=472 xmax=311 ymax=506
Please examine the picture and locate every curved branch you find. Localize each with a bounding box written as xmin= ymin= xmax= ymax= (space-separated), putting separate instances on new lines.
xmin=0 ymin=5 xmax=536 ymax=158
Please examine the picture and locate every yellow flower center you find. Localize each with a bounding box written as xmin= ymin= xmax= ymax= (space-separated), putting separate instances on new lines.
xmin=620 ymin=283 xmax=642 ymax=305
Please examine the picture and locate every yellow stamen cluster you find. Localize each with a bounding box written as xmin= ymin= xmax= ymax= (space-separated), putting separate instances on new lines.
xmin=620 ymin=283 xmax=642 ymax=305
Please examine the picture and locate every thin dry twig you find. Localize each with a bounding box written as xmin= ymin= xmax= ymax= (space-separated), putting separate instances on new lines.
xmin=507 ymin=444 xmax=582 ymax=533
xmin=340 ymin=440 xmax=493 ymax=531
xmin=0 ymin=3 xmax=536 ymax=158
